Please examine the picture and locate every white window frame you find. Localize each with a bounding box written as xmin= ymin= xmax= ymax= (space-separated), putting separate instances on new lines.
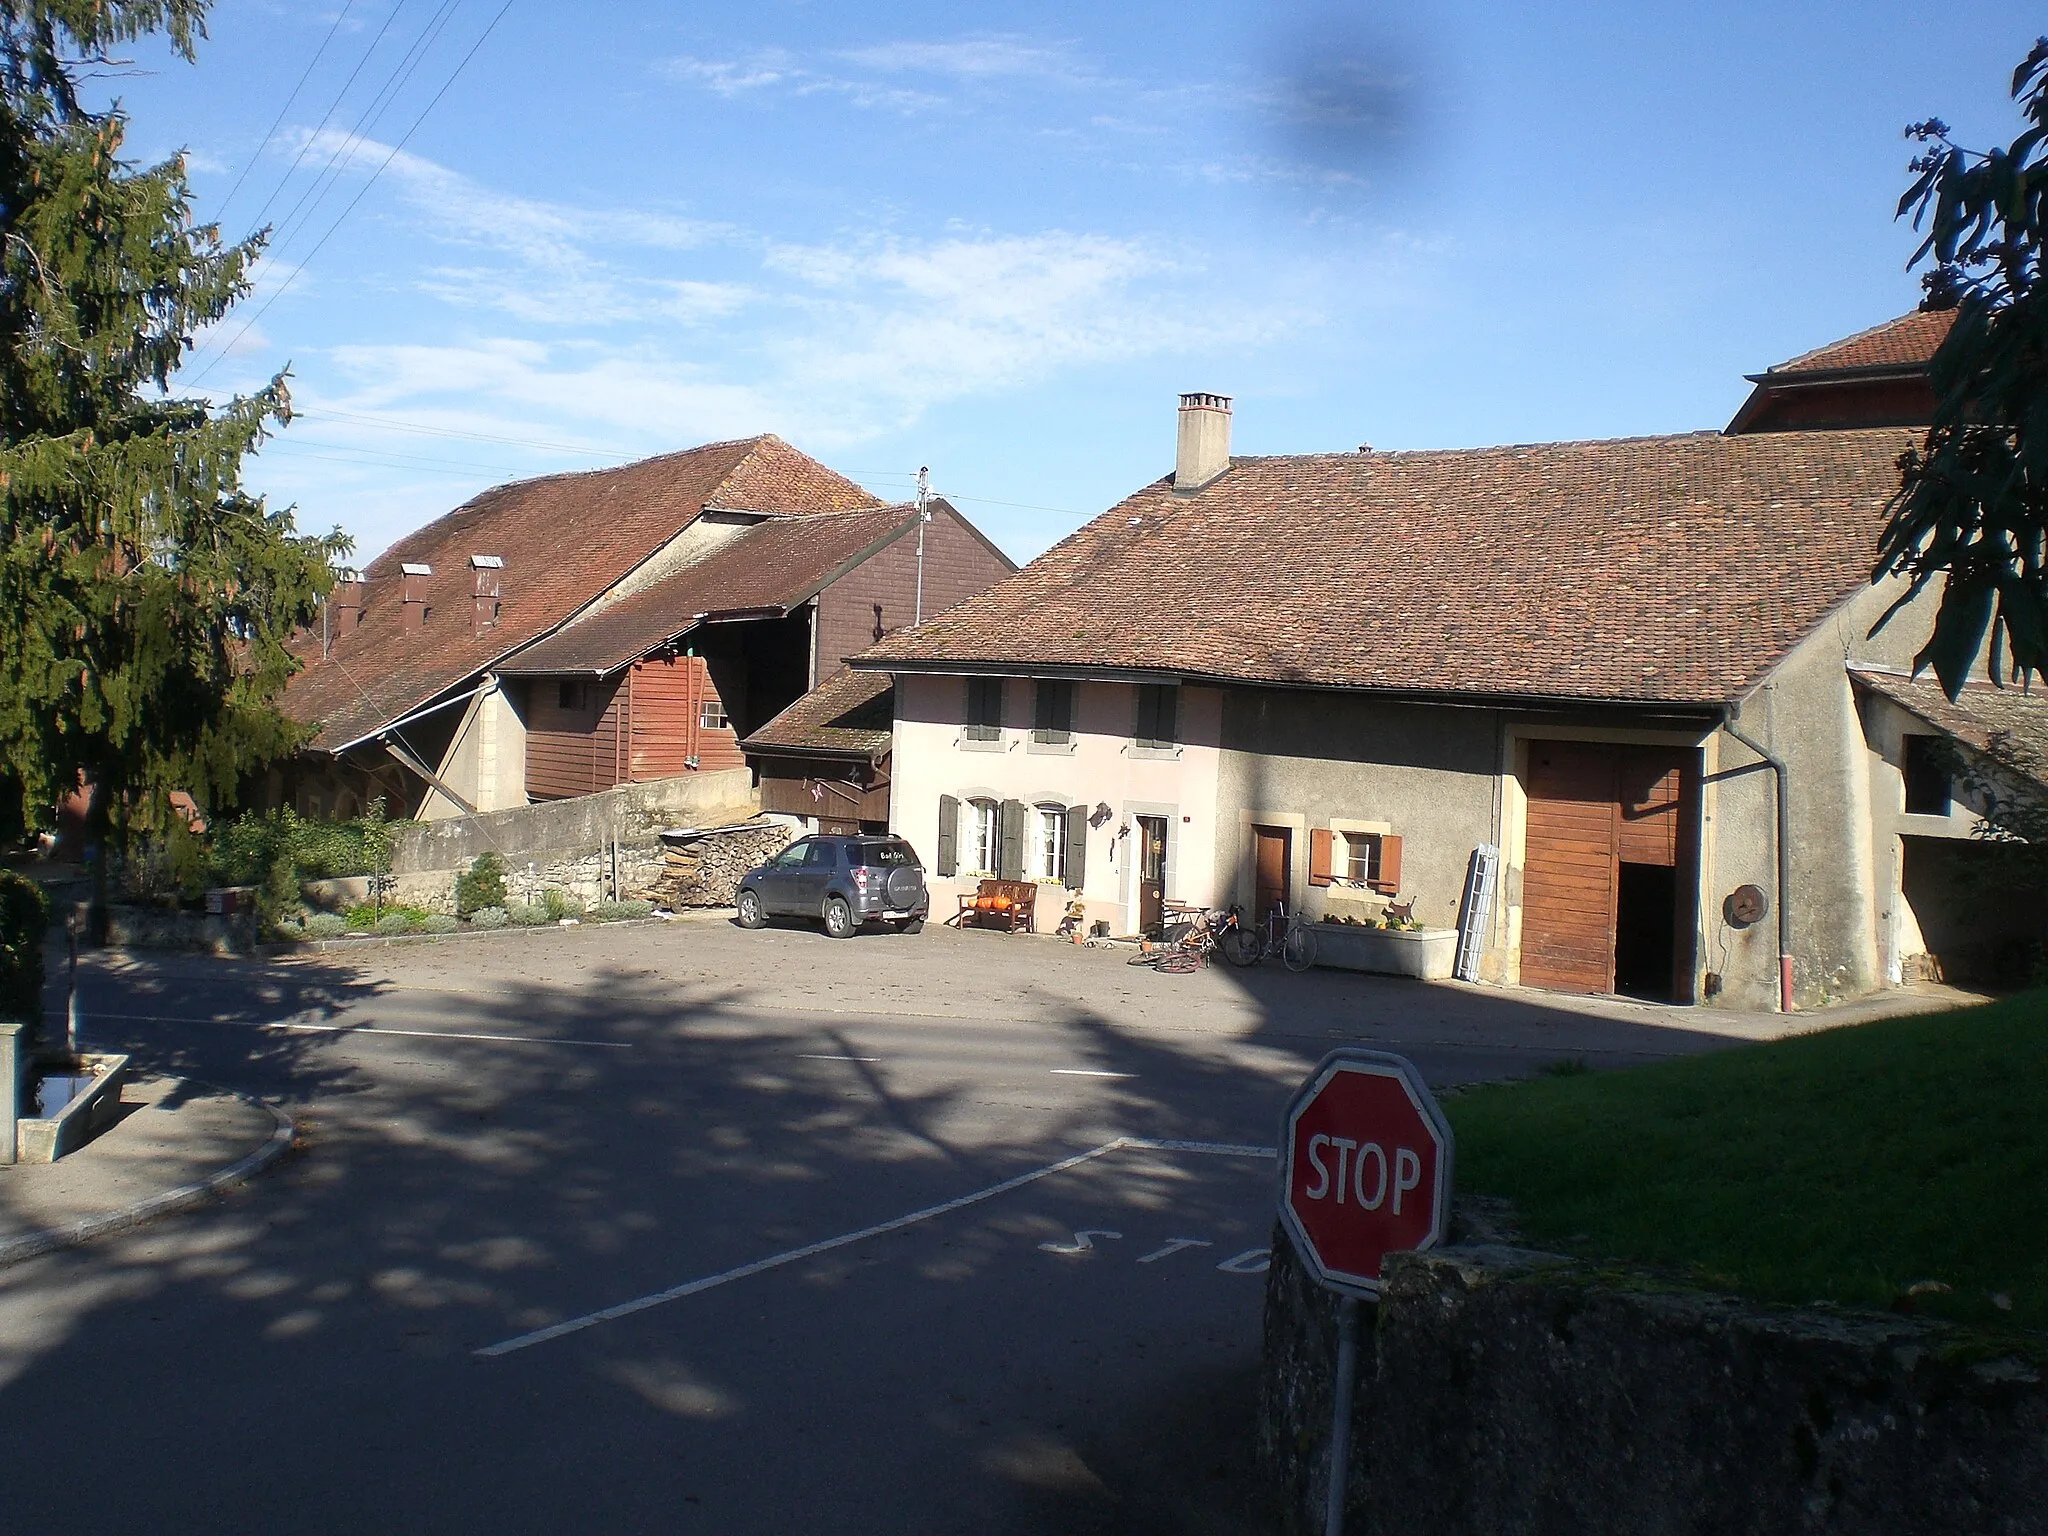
xmin=1036 ymin=804 xmax=1066 ymax=882
xmin=967 ymin=798 xmax=1001 ymax=877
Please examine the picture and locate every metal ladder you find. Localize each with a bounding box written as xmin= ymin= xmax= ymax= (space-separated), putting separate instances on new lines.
xmin=1454 ymin=844 xmax=1500 ymax=983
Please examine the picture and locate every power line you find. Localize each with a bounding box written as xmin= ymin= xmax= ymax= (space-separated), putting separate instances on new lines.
xmin=191 ymin=0 xmax=519 ymax=384
xmin=214 ymin=0 xmax=359 ymax=221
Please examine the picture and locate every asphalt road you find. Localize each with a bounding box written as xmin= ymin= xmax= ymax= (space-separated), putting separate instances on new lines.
xmin=0 ymin=917 xmax=1759 ymax=1533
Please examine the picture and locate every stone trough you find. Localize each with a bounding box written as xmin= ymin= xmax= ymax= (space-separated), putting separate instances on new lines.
xmin=2 ymin=1022 xmax=130 ymax=1165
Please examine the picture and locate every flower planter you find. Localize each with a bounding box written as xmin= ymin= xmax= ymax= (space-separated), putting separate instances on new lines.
xmin=1312 ymin=924 xmax=1457 ymax=980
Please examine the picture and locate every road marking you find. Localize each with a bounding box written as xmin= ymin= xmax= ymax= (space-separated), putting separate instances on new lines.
xmin=1137 ymin=1238 xmax=1213 ymax=1264
xmin=474 ymin=1136 xmax=1275 ymax=1359
xmin=1217 ymin=1248 xmax=1272 ymax=1274
xmin=1038 ymin=1228 xmax=1122 ymax=1255
xmin=53 ymin=1010 xmax=630 ymax=1049
xmin=796 ymin=1053 xmax=882 ymax=1063
xmin=1050 ymin=1068 xmax=1137 ymax=1079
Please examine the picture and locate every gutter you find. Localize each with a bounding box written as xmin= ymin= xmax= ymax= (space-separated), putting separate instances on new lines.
xmin=326 ymin=680 xmax=489 ymax=756
xmin=1722 ymin=710 xmax=1794 ymax=1013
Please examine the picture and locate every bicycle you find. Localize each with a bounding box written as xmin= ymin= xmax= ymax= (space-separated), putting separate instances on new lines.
xmin=1215 ymin=903 xmax=1319 ymax=972
xmin=1126 ymin=906 xmax=1223 ymax=974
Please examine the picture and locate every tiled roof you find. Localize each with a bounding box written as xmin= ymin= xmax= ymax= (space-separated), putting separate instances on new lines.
xmin=284 ymin=436 xmax=881 ymax=749
xmin=1767 ymin=309 xmax=1955 ymax=376
xmin=858 ymin=428 xmax=1916 ymax=708
xmin=499 ymin=505 xmax=918 ymax=675
xmin=741 ymin=667 xmax=894 ymax=760
xmin=1850 ymin=668 xmax=2048 ymax=792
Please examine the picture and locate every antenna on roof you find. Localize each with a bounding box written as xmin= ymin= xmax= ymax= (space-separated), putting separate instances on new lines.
xmin=914 ymin=465 xmax=932 ymax=625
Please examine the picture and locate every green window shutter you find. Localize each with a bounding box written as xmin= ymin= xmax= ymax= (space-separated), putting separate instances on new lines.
xmin=1063 ymin=803 xmax=1088 ymax=891
xmin=999 ymin=798 xmax=1027 ymax=880
xmin=936 ymin=795 xmax=958 ymax=876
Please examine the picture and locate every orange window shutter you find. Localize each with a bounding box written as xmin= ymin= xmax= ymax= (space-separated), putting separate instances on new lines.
xmin=1309 ymin=827 xmax=1334 ymax=887
xmin=1372 ymin=835 xmax=1403 ymax=895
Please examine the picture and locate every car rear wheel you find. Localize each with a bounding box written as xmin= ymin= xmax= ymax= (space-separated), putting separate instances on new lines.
xmin=823 ymin=896 xmax=856 ymax=939
xmin=736 ymin=888 xmax=766 ymax=929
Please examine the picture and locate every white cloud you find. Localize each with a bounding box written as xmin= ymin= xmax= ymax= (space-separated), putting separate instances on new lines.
xmin=661 ymin=52 xmax=798 ymax=97
xmin=836 ymin=37 xmax=1087 ymax=83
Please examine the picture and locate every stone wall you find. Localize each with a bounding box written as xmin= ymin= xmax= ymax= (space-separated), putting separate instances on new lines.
xmin=1259 ymin=1222 xmax=2048 ymax=1536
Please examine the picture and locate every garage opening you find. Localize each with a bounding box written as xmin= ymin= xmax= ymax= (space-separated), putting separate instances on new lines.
xmin=1614 ymin=862 xmax=1678 ymax=999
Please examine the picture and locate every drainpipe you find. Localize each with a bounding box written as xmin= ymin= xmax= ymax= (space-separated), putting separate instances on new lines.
xmin=1723 ymin=712 xmax=1793 ymax=1013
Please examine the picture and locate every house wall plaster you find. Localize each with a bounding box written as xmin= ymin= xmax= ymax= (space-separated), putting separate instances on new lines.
xmin=420 ymin=677 xmax=526 ymax=820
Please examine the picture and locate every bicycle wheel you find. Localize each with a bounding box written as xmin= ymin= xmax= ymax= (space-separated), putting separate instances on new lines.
xmin=1282 ymin=922 xmax=1319 ymax=972
xmin=1217 ymin=925 xmax=1262 ymax=968
xmin=1157 ymin=949 xmax=1200 ymax=974
xmin=1126 ymin=948 xmax=1165 ymax=967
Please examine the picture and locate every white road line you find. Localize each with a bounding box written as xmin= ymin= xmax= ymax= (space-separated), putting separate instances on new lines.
xmin=56 ymin=1010 xmax=630 ymax=1049
xmin=796 ymin=1053 xmax=882 ymax=1063
xmin=1050 ymin=1068 xmax=1137 ymax=1079
xmin=474 ymin=1136 xmax=1275 ymax=1359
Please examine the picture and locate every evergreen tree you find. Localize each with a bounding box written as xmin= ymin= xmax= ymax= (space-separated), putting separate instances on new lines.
xmin=0 ymin=1 xmax=345 ymax=884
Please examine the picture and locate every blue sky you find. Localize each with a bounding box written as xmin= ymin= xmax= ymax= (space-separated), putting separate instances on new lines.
xmin=110 ymin=1 xmax=2038 ymax=566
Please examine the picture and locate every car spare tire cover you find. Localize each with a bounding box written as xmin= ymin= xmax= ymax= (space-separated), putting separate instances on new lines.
xmin=886 ymin=866 xmax=924 ymax=907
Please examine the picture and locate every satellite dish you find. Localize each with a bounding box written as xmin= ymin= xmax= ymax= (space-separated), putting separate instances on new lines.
xmin=1723 ymin=884 xmax=1769 ymax=929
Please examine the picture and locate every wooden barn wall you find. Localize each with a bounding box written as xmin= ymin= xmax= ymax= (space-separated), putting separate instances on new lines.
xmin=522 ymin=659 xmax=744 ymax=802
xmin=525 ymin=677 xmax=627 ymax=801
xmin=629 ymin=654 xmax=744 ymax=779
xmin=812 ymin=508 xmax=1014 ymax=677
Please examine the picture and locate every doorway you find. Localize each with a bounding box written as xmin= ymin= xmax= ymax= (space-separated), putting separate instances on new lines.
xmin=1252 ymin=825 xmax=1291 ymax=925
xmin=1135 ymin=815 xmax=1169 ymax=934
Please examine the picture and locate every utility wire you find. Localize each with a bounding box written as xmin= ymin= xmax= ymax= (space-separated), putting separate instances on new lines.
xmin=214 ymin=0 xmax=359 ymax=222
xmin=192 ymin=0 xmax=519 ymax=385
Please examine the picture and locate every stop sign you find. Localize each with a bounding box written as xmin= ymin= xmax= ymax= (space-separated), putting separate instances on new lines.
xmin=1279 ymin=1050 xmax=1453 ymax=1298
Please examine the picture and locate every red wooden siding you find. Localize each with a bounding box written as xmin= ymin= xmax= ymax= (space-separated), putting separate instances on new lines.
xmin=812 ymin=506 xmax=1014 ymax=674
xmin=522 ymin=657 xmax=740 ymax=801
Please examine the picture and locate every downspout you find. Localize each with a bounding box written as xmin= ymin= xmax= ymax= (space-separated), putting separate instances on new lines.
xmin=1723 ymin=711 xmax=1794 ymax=1013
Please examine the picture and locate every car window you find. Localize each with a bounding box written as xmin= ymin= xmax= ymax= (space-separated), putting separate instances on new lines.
xmin=854 ymin=839 xmax=919 ymax=868
xmin=803 ymin=842 xmax=837 ymax=868
xmin=774 ymin=842 xmax=811 ymax=868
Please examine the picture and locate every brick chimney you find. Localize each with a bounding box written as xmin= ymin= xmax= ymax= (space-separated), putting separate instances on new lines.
xmin=1175 ymin=392 xmax=1232 ymax=491
xmin=326 ymin=568 xmax=364 ymax=655
xmin=470 ymin=554 xmax=503 ymax=637
xmin=400 ymin=563 xmax=432 ymax=631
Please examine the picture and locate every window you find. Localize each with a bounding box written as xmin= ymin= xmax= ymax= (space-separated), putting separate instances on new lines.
xmin=1135 ymin=684 xmax=1178 ymax=749
xmin=557 ymin=680 xmax=585 ymax=712
xmin=773 ymin=840 xmax=811 ymax=868
xmin=853 ymin=838 xmax=919 ymax=868
xmin=1903 ymin=735 xmax=1951 ymax=816
xmin=1037 ymin=805 xmax=1067 ymax=881
xmin=1032 ymin=680 xmax=1074 ymax=744
xmin=802 ymin=841 xmax=838 ymax=868
xmin=1343 ymin=831 xmax=1380 ymax=885
xmin=965 ymin=678 xmax=1003 ymax=741
xmin=967 ymin=798 xmax=1001 ymax=874
xmin=699 ymin=697 xmax=728 ymax=731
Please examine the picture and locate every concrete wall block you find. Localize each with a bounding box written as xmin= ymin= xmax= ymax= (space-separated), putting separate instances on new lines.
xmin=389 ymin=769 xmax=755 ymax=874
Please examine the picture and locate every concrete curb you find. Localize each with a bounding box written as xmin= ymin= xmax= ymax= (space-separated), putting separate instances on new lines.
xmin=0 ymin=1091 xmax=297 ymax=1269
xmin=255 ymin=910 xmax=728 ymax=957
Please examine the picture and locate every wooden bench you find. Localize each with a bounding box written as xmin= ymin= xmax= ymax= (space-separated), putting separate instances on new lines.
xmin=953 ymin=878 xmax=1038 ymax=933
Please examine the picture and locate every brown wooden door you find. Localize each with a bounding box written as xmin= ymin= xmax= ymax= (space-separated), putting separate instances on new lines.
xmin=1253 ymin=826 xmax=1291 ymax=923
xmin=1137 ymin=815 xmax=1169 ymax=933
xmin=1522 ymin=742 xmax=1622 ymax=993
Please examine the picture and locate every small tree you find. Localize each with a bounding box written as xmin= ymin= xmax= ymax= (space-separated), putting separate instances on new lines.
xmin=0 ymin=1 xmax=346 ymax=911
xmin=1875 ymin=39 xmax=2048 ymax=698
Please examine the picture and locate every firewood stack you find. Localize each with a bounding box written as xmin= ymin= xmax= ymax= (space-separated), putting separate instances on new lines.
xmin=654 ymin=823 xmax=793 ymax=908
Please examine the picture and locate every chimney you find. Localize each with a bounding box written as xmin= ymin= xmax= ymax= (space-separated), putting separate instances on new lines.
xmin=400 ymin=562 xmax=433 ymax=631
xmin=325 ymin=568 xmax=364 ymax=656
xmin=1175 ymin=392 xmax=1232 ymax=491
xmin=470 ymin=554 xmax=503 ymax=637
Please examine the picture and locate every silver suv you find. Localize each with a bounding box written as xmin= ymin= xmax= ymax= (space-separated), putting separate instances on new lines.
xmin=735 ymin=834 xmax=930 ymax=938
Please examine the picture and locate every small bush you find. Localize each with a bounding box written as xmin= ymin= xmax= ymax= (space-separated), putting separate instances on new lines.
xmin=374 ymin=912 xmax=414 ymax=936
xmin=0 ymin=870 xmax=50 ymax=1026
xmin=272 ymin=917 xmax=305 ymax=941
xmin=469 ymin=906 xmax=508 ymax=929
xmin=455 ymin=852 xmax=508 ymax=916
xmin=506 ymin=902 xmax=550 ymax=927
xmin=421 ymin=913 xmax=459 ymax=934
xmin=540 ymin=888 xmax=581 ymax=921
xmin=303 ymin=913 xmax=346 ymax=939
xmin=592 ymin=899 xmax=653 ymax=922
xmin=348 ymin=903 xmax=430 ymax=930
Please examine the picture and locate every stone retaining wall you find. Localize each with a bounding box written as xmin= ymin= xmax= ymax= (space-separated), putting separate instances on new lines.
xmin=1259 ymin=1220 xmax=2048 ymax=1535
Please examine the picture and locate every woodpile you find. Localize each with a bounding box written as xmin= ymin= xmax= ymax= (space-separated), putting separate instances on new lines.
xmin=654 ymin=822 xmax=792 ymax=908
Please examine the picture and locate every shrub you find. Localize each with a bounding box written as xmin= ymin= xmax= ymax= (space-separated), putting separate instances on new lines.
xmin=347 ymin=902 xmax=429 ymax=930
xmin=303 ymin=913 xmax=346 ymax=939
xmin=421 ymin=913 xmax=459 ymax=934
xmin=506 ymin=902 xmax=550 ymax=927
xmin=374 ymin=912 xmax=414 ymax=936
xmin=455 ymin=852 xmax=507 ymax=916
xmin=469 ymin=906 xmax=508 ymax=929
xmin=272 ymin=917 xmax=305 ymax=941
xmin=592 ymin=899 xmax=653 ymax=922
xmin=540 ymin=888 xmax=581 ymax=921
xmin=0 ymin=870 xmax=50 ymax=1026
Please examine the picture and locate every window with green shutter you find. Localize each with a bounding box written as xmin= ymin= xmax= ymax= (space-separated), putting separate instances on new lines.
xmin=964 ymin=677 xmax=1003 ymax=741
xmin=1032 ymin=679 xmax=1074 ymax=744
xmin=1134 ymin=683 xmax=1178 ymax=749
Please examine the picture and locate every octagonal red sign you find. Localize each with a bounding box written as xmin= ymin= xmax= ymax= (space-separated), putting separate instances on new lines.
xmin=1279 ymin=1050 xmax=1453 ymax=1298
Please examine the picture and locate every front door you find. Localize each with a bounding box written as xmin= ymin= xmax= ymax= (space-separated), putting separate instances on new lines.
xmin=1253 ymin=826 xmax=1291 ymax=923
xmin=1136 ymin=815 xmax=1169 ymax=934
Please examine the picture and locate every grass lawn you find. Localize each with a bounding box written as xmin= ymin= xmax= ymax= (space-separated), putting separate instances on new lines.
xmin=1444 ymin=990 xmax=2048 ymax=1330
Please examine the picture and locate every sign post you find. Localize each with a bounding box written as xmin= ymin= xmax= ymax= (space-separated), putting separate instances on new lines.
xmin=1279 ymin=1050 xmax=1454 ymax=1536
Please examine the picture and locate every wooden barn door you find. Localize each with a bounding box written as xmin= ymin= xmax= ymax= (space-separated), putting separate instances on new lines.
xmin=1522 ymin=741 xmax=1622 ymax=993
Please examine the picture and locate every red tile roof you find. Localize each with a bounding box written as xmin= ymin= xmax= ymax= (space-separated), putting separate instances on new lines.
xmin=740 ymin=667 xmax=894 ymax=760
xmin=857 ymin=428 xmax=1916 ymax=709
xmin=499 ymin=505 xmax=918 ymax=676
xmin=285 ymin=436 xmax=881 ymax=749
xmin=1766 ymin=309 xmax=1955 ymax=377
xmin=1850 ymin=668 xmax=2048 ymax=791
